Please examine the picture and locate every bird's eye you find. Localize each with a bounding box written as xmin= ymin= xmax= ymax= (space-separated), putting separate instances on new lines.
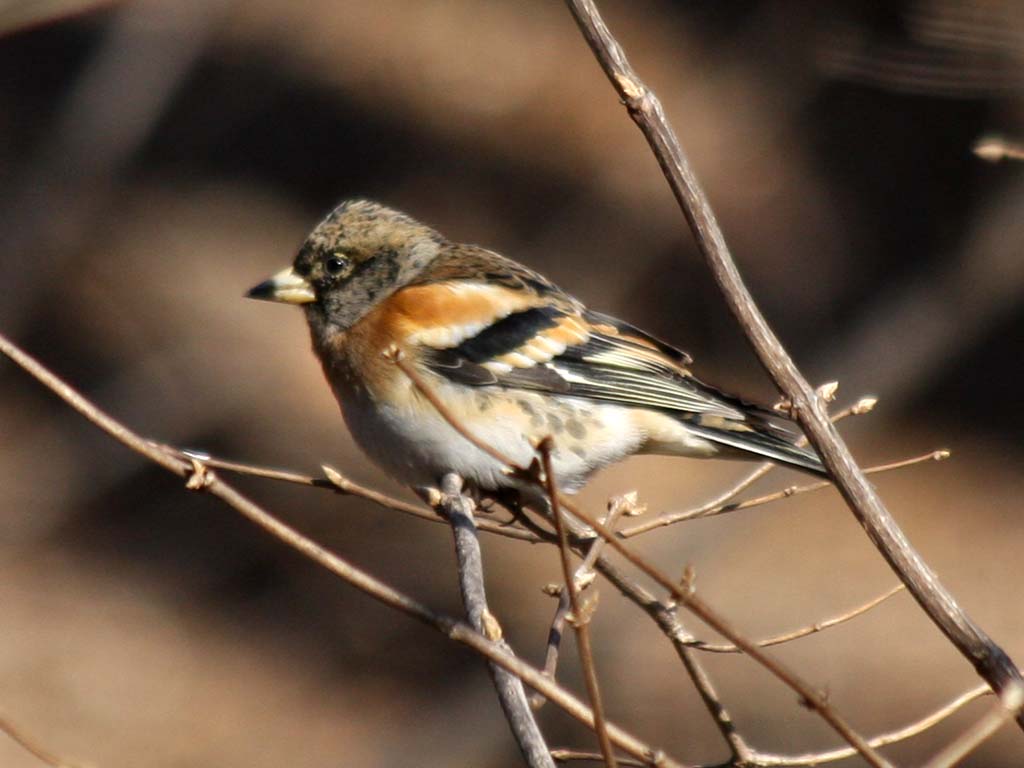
xmin=324 ymin=254 xmax=349 ymax=276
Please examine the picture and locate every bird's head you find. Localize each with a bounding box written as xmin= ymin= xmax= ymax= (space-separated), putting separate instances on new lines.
xmin=247 ymin=199 xmax=443 ymax=331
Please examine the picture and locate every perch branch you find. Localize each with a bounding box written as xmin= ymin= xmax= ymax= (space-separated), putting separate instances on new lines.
xmin=438 ymin=472 xmax=556 ymax=768
xmin=151 ymin=445 xmax=541 ymax=542
xmin=563 ymin=0 xmax=1024 ymax=718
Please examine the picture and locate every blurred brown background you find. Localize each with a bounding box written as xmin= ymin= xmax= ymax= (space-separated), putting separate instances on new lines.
xmin=2 ymin=1 xmax=1024 ymax=766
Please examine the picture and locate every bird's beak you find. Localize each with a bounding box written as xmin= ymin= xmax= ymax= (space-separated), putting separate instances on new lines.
xmin=246 ymin=267 xmax=316 ymax=305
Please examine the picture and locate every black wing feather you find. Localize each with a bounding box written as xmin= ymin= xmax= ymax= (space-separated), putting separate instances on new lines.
xmin=456 ymin=306 xmax=562 ymax=363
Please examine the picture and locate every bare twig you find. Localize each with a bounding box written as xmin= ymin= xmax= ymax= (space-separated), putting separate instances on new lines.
xmin=689 ymin=584 xmax=905 ymax=654
xmin=550 ymin=749 xmax=650 ymax=766
xmin=438 ymin=473 xmax=555 ymax=768
xmin=557 ymin=501 xmax=893 ymax=768
xmin=539 ymin=441 xmax=618 ymax=768
xmin=919 ymin=682 xmax=1022 ymax=768
xmin=589 ymin=555 xmax=755 ymax=764
xmin=622 ymin=449 xmax=949 ymax=537
xmin=559 ymin=682 xmax=1006 ymax=767
xmin=528 ymin=496 xmax=756 ymax=763
xmin=533 ymin=494 xmax=636 ymax=710
xmin=0 ymin=714 xmax=84 ymax=768
xmin=150 ymin=446 xmax=542 ymax=542
xmin=0 ymin=331 xmax=691 ymax=768
xmin=752 ymin=684 xmax=994 ymax=766
xmin=563 ymin=0 xmax=1024 ymax=717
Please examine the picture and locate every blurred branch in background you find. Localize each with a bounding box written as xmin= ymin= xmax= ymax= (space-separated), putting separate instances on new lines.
xmin=818 ymin=0 xmax=1024 ymax=98
xmin=0 ymin=0 xmax=116 ymax=37
xmin=1 ymin=713 xmax=83 ymax=768
xmin=818 ymin=172 xmax=1024 ymax=408
xmin=0 ymin=0 xmax=221 ymax=333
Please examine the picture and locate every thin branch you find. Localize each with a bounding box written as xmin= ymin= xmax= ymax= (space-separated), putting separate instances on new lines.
xmin=320 ymin=463 xmax=538 ymax=542
xmin=390 ymin=347 xmax=890 ymax=768
xmin=919 ymin=682 xmax=1023 ymax=768
xmin=588 ymin=555 xmax=755 ymax=764
xmin=550 ymin=749 xmax=652 ymax=767
xmin=438 ymin=473 xmax=555 ymax=768
xmin=555 ymin=500 xmax=893 ymax=768
xmin=552 ymin=684 xmax=1004 ymax=767
xmin=689 ymin=584 xmax=905 ymax=654
xmin=621 ymin=449 xmax=950 ymax=538
xmin=528 ymin=498 xmax=756 ymax=766
xmin=0 ymin=715 xmax=83 ymax=768
xmin=152 ymin=445 xmax=542 ymax=542
xmin=540 ymin=440 xmax=618 ymax=768
xmin=533 ymin=494 xmax=637 ymax=710
xmin=752 ymin=684 xmax=994 ymax=766
xmin=563 ymin=0 xmax=1024 ymax=717
xmin=0 ymin=332 xmax=691 ymax=768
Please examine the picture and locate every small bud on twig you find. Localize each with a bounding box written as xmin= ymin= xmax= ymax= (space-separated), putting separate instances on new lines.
xmin=973 ymin=135 xmax=1024 ymax=163
xmin=817 ymin=381 xmax=840 ymax=403
xmin=542 ymin=583 xmax=563 ymax=598
xmin=852 ymin=396 xmax=879 ymax=415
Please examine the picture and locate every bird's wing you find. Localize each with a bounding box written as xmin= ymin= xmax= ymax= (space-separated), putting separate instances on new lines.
xmin=419 ymin=297 xmax=756 ymax=422
xmin=397 ymin=246 xmax=823 ymax=474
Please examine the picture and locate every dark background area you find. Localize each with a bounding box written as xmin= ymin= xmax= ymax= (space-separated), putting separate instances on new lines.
xmin=2 ymin=1 xmax=1024 ymax=766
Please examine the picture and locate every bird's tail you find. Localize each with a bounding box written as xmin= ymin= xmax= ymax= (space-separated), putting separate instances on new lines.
xmin=684 ymin=421 xmax=827 ymax=477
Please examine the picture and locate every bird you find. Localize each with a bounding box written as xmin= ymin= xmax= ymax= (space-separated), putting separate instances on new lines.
xmin=247 ymin=199 xmax=824 ymax=503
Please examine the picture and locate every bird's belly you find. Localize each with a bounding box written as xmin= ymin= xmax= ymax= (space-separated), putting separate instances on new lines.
xmin=336 ymin=382 xmax=644 ymax=494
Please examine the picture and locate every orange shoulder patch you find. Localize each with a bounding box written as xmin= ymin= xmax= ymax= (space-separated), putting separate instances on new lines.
xmin=384 ymin=282 xmax=542 ymax=349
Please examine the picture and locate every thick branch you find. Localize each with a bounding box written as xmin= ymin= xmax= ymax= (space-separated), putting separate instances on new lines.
xmin=563 ymin=0 xmax=1024 ymax=720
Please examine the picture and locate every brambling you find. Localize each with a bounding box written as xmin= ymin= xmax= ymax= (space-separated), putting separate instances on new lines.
xmin=247 ymin=200 xmax=824 ymax=502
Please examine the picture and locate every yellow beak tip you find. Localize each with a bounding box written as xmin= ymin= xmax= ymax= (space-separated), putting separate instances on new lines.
xmin=245 ymin=267 xmax=316 ymax=305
